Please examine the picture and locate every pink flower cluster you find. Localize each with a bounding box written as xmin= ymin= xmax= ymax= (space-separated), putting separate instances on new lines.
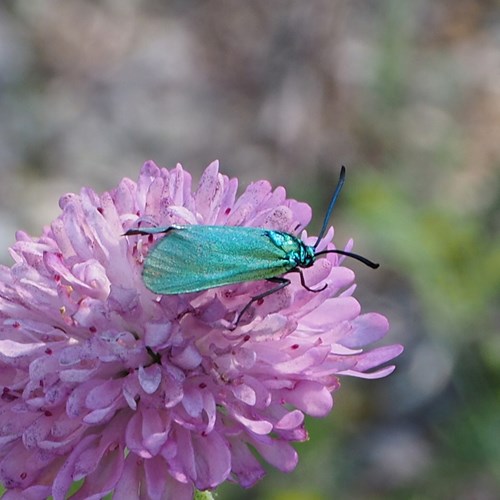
xmin=0 ymin=161 xmax=402 ymax=499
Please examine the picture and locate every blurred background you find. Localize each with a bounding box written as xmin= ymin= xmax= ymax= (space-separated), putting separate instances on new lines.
xmin=1 ymin=1 xmax=499 ymax=498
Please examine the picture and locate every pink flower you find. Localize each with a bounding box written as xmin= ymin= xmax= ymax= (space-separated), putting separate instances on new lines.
xmin=0 ymin=161 xmax=402 ymax=499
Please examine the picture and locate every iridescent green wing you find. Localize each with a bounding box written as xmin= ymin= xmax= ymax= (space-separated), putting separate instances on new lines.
xmin=142 ymin=225 xmax=301 ymax=294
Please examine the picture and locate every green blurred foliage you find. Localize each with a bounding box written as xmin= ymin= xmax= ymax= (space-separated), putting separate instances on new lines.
xmin=347 ymin=170 xmax=500 ymax=339
xmin=343 ymin=170 xmax=500 ymax=498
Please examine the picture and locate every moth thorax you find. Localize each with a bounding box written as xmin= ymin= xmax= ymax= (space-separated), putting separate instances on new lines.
xmin=298 ymin=244 xmax=316 ymax=268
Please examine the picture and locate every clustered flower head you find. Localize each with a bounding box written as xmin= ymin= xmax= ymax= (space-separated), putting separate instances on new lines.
xmin=0 ymin=161 xmax=403 ymax=499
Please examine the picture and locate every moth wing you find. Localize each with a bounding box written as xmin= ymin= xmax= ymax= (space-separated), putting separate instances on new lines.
xmin=142 ymin=225 xmax=293 ymax=294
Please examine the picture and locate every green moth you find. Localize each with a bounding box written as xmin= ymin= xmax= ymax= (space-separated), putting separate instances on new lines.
xmin=125 ymin=167 xmax=378 ymax=324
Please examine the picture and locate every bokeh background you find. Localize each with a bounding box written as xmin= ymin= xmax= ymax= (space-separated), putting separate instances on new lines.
xmin=1 ymin=1 xmax=499 ymax=499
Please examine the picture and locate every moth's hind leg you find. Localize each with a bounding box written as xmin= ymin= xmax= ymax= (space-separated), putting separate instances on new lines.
xmin=123 ymin=226 xmax=178 ymax=237
xmin=233 ymin=277 xmax=290 ymax=327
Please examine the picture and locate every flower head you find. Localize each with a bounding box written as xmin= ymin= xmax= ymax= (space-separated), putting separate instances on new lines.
xmin=0 ymin=161 xmax=402 ymax=499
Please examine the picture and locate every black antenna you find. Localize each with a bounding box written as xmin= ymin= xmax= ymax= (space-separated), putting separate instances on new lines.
xmin=314 ymin=248 xmax=379 ymax=269
xmin=313 ymin=166 xmax=379 ymax=269
xmin=314 ymin=166 xmax=346 ymax=250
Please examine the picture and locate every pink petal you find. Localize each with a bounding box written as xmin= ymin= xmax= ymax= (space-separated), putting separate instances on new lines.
xmin=275 ymin=409 xmax=304 ymax=430
xmin=340 ymin=313 xmax=390 ymax=348
xmin=231 ymin=410 xmax=273 ymax=435
xmin=144 ymin=455 xmax=169 ymax=499
xmin=284 ymin=380 xmax=333 ymax=417
xmin=250 ymin=436 xmax=298 ymax=472
xmin=113 ymin=453 xmax=141 ymax=500
xmin=138 ymin=364 xmax=162 ymax=395
xmin=192 ymin=431 xmax=231 ymax=489
xmin=229 ymin=437 xmax=265 ymax=487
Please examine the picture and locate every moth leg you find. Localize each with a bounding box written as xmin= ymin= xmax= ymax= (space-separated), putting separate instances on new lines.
xmin=123 ymin=226 xmax=179 ymax=236
xmin=289 ymin=268 xmax=327 ymax=293
xmin=234 ymin=277 xmax=290 ymax=327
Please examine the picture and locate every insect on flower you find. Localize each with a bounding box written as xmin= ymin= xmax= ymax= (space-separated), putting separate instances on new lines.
xmin=0 ymin=160 xmax=403 ymax=498
xmin=125 ymin=166 xmax=378 ymax=325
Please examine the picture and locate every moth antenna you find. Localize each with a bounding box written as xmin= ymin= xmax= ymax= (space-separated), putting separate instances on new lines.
xmin=315 ymin=248 xmax=379 ymax=269
xmin=314 ymin=166 xmax=346 ymax=250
